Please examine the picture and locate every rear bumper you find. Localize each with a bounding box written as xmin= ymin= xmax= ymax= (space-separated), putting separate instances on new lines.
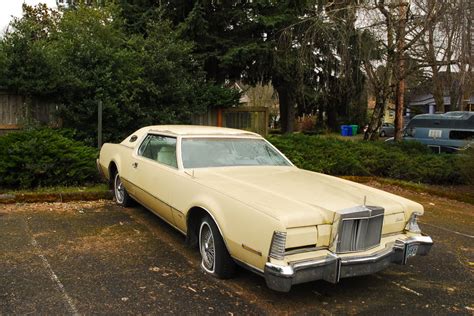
xmin=264 ymin=235 xmax=433 ymax=292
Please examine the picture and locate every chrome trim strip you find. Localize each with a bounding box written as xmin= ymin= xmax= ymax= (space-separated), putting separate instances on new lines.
xmin=265 ymin=262 xmax=294 ymax=277
xmin=340 ymin=244 xmax=395 ymax=264
xmin=340 ymin=213 xmax=384 ymax=222
xmin=242 ymin=244 xmax=262 ymax=257
xmin=291 ymin=253 xmax=338 ymax=271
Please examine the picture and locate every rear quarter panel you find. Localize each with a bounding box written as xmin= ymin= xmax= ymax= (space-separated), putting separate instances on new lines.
xmin=98 ymin=143 xmax=134 ymax=184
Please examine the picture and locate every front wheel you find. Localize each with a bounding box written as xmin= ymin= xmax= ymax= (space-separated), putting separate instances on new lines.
xmin=199 ymin=216 xmax=235 ymax=279
xmin=114 ymin=172 xmax=132 ymax=207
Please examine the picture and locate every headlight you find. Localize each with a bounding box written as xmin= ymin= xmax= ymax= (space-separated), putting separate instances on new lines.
xmin=286 ymin=226 xmax=318 ymax=249
xmin=405 ymin=212 xmax=422 ymax=233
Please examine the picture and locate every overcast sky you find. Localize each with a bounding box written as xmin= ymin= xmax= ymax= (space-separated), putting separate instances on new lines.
xmin=1 ymin=0 xmax=57 ymax=34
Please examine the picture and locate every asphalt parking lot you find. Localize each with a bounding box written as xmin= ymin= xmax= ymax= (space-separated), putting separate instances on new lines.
xmin=1 ymin=185 xmax=473 ymax=315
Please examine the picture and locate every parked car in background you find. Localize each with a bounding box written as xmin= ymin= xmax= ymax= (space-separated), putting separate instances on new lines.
xmin=379 ymin=123 xmax=395 ymax=137
xmin=404 ymin=111 xmax=474 ymax=152
xmin=98 ymin=125 xmax=433 ymax=292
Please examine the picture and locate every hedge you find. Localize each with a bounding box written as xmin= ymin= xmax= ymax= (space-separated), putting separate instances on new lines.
xmin=0 ymin=129 xmax=99 ymax=189
xmin=0 ymin=129 xmax=469 ymax=189
xmin=269 ymin=134 xmax=468 ymax=185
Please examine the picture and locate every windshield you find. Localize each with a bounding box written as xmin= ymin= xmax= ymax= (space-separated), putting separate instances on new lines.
xmin=181 ymin=138 xmax=291 ymax=168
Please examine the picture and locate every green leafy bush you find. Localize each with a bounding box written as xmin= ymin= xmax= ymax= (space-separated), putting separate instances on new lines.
xmin=0 ymin=129 xmax=99 ymax=189
xmin=456 ymin=147 xmax=474 ymax=185
xmin=269 ymin=134 xmax=463 ymax=185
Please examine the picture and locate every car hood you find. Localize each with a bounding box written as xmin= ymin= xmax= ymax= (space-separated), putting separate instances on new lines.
xmin=192 ymin=166 xmax=422 ymax=227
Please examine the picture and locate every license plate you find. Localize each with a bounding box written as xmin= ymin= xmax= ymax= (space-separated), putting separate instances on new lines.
xmin=406 ymin=244 xmax=419 ymax=258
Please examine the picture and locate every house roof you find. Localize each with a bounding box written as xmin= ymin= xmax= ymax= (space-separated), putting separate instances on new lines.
xmin=408 ymin=94 xmax=451 ymax=106
xmin=408 ymin=94 xmax=474 ymax=107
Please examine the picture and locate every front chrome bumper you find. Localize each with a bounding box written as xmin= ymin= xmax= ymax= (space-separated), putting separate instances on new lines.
xmin=264 ymin=235 xmax=433 ymax=292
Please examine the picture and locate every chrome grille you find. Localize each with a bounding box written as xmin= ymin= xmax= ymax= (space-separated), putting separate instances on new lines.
xmin=336 ymin=206 xmax=384 ymax=253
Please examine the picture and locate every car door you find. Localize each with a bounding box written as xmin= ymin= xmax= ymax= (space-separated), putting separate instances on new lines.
xmin=128 ymin=134 xmax=178 ymax=225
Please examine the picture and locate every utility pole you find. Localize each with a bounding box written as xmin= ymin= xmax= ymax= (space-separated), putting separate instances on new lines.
xmin=394 ymin=0 xmax=408 ymax=141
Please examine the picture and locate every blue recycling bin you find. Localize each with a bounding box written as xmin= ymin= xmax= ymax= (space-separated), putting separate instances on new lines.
xmin=340 ymin=125 xmax=352 ymax=136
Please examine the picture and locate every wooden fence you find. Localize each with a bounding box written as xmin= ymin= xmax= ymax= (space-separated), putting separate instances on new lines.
xmin=192 ymin=106 xmax=269 ymax=136
xmin=1 ymin=89 xmax=270 ymax=136
xmin=0 ymin=89 xmax=57 ymax=134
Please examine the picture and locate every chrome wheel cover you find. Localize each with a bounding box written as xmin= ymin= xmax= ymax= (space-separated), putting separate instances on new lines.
xmin=114 ymin=173 xmax=125 ymax=204
xmin=199 ymin=222 xmax=215 ymax=273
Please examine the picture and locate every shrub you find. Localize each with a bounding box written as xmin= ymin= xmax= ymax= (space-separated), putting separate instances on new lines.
xmin=456 ymin=147 xmax=474 ymax=185
xmin=0 ymin=128 xmax=99 ymax=189
xmin=269 ymin=134 xmax=463 ymax=185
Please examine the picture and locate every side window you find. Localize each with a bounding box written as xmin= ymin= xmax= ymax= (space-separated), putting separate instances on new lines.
xmin=137 ymin=134 xmax=177 ymax=168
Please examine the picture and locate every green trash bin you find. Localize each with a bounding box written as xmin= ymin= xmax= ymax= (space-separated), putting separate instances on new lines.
xmin=350 ymin=125 xmax=358 ymax=135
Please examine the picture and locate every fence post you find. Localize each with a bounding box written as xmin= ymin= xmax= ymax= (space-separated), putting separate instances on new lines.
xmin=98 ymin=101 xmax=102 ymax=149
xmin=264 ymin=107 xmax=269 ymax=137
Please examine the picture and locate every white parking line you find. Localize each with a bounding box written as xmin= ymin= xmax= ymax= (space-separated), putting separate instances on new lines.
xmin=374 ymin=275 xmax=423 ymax=297
xmin=420 ymin=221 xmax=474 ymax=239
xmin=27 ymin=223 xmax=79 ymax=315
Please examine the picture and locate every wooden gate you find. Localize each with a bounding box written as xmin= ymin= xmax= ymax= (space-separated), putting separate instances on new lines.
xmin=192 ymin=106 xmax=269 ymax=136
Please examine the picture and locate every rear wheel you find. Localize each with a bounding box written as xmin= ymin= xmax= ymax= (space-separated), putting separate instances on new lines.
xmin=114 ymin=173 xmax=132 ymax=207
xmin=199 ymin=216 xmax=235 ymax=278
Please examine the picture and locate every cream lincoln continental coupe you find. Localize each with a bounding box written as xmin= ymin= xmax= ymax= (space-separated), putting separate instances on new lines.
xmin=97 ymin=125 xmax=433 ymax=292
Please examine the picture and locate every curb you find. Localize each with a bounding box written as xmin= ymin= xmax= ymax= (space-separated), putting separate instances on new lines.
xmin=0 ymin=191 xmax=113 ymax=204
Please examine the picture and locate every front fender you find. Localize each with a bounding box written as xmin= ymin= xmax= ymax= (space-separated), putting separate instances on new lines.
xmin=184 ymin=192 xmax=283 ymax=271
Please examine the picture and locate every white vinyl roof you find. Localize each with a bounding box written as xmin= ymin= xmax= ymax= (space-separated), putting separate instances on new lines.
xmin=147 ymin=125 xmax=259 ymax=136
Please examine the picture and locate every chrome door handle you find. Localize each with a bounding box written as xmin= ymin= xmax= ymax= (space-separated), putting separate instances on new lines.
xmin=132 ymin=162 xmax=138 ymax=168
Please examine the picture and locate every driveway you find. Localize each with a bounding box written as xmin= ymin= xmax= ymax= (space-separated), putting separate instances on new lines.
xmin=1 ymin=184 xmax=473 ymax=315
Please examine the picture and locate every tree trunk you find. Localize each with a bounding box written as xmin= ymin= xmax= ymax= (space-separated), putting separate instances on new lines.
xmin=394 ymin=76 xmax=405 ymax=140
xmin=326 ymin=103 xmax=337 ymax=131
xmin=364 ymin=94 xmax=386 ymax=141
xmin=317 ymin=102 xmax=324 ymax=126
xmin=394 ymin=1 xmax=407 ymax=141
xmin=456 ymin=0 xmax=471 ymax=111
xmin=432 ymin=70 xmax=445 ymax=112
xmin=276 ymin=85 xmax=295 ymax=134
xmin=428 ymin=25 xmax=445 ymax=112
